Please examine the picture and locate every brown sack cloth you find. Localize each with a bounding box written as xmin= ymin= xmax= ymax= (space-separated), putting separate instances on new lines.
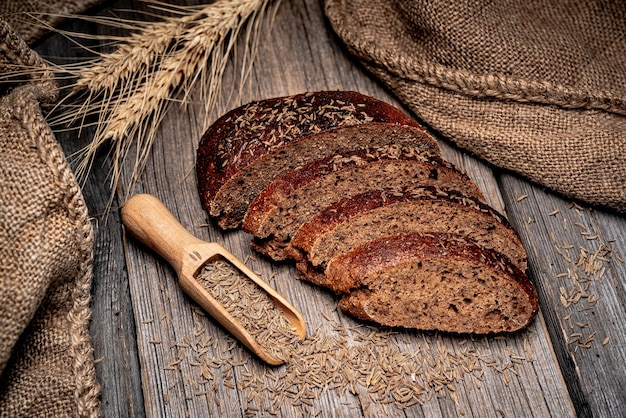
xmin=324 ymin=0 xmax=626 ymax=212
xmin=0 ymin=0 xmax=104 ymax=45
xmin=0 ymin=18 xmax=100 ymax=417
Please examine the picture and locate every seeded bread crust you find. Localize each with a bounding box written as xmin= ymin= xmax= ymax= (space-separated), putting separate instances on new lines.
xmin=243 ymin=150 xmax=485 ymax=260
xmin=289 ymin=186 xmax=527 ymax=287
xmin=197 ymin=91 xmax=538 ymax=333
xmin=327 ymin=233 xmax=539 ymax=334
xmin=196 ymin=91 xmax=438 ymax=229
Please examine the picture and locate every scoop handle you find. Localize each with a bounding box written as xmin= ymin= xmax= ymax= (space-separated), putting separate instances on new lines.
xmin=121 ymin=194 xmax=202 ymax=274
xmin=121 ymin=194 xmax=287 ymax=365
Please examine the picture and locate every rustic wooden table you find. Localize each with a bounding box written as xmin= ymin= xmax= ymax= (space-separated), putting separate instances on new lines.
xmin=36 ymin=0 xmax=625 ymax=417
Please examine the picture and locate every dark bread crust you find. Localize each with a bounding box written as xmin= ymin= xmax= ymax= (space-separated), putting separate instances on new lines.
xmin=196 ymin=91 xmax=539 ymax=333
xmin=243 ymin=150 xmax=486 ymax=260
xmin=327 ymin=233 xmax=539 ymax=334
xmin=196 ymin=91 xmax=436 ymax=228
xmin=289 ymin=186 xmax=527 ymax=287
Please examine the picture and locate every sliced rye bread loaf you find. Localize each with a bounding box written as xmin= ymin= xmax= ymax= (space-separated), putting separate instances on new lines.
xmin=242 ymin=148 xmax=486 ymax=260
xmin=288 ymin=186 xmax=527 ymax=288
xmin=326 ymin=232 xmax=538 ymax=334
xmin=196 ymin=91 xmax=440 ymax=229
xmin=197 ymin=91 xmax=538 ymax=333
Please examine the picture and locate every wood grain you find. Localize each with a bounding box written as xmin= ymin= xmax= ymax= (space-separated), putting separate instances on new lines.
xmin=39 ymin=0 xmax=626 ymax=417
xmin=498 ymin=173 xmax=626 ymax=417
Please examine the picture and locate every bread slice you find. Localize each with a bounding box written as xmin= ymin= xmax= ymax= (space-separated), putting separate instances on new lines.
xmin=196 ymin=91 xmax=439 ymax=229
xmin=326 ymin=233 xmax=538 ymax=334
xmin=243 ymin=149 xmax=486 ymax=260
xmin=288 ymin=186 xmax=527 ymax=287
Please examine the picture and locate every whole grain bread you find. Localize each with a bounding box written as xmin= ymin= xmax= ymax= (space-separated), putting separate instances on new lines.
xmin=243 ymin=148 xmax=485 ymax=260
xmin=197 ymin=90 xmax=538 ymax=333
xmin=288 ymin=186 xmax=527 ymax=287
xmin=196 ymin=91 xmax=439 ymax=229
xmin=327 ymin=232 xmax=538 ymax=334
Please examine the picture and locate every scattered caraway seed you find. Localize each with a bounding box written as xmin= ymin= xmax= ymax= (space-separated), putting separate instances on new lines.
xmin=549 ymin=203 xmax=623 ymax=351
xmin=161 ymin=297 xmax=536 ymax=416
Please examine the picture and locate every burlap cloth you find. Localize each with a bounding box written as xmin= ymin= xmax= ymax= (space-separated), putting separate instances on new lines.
xmin=0 ymin=17 xmax=100 ymax=418
xmin=325 ymin=0 xmax=626 ymax=212
xmin=0 ymin=0 xmax=104 ymax=45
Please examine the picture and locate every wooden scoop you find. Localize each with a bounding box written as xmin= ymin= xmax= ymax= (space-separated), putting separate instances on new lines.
xmin=121 ymin=193 xmax=306 ymax=365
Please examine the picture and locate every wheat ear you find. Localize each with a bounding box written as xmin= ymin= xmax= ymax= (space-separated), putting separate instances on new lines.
xmin=51 ymin=0 xmax=279 ymax=205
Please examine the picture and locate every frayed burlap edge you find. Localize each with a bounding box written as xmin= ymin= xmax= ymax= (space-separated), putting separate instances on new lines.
xmin=0 ymin=17 xmax=101 ymax=417
xmin=16 ymin=83 xmax=101 ymax=417
xmin=49 ymin=97 xmax=102 ymax=417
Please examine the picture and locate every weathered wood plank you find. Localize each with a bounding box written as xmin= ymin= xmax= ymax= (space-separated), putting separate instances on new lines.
xmin=497 ymin=173 xmax=626 ymax=418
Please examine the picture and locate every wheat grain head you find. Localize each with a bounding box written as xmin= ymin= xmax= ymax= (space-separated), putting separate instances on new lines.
xmin=44 ymin=0 xmax=280 ymax=209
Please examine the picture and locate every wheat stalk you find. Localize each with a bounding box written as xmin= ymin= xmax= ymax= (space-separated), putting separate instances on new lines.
xmin=51 ymin=0 xmax=280 ymax=205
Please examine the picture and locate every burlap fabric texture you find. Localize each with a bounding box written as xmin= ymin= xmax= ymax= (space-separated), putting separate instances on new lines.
xmin=0 ymin=18 xmax=100 ymax=417
xmin=325 ymin=0 xmax=626 ymax=212
xmin=0 ymin=0 xmax=105 ymax=45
